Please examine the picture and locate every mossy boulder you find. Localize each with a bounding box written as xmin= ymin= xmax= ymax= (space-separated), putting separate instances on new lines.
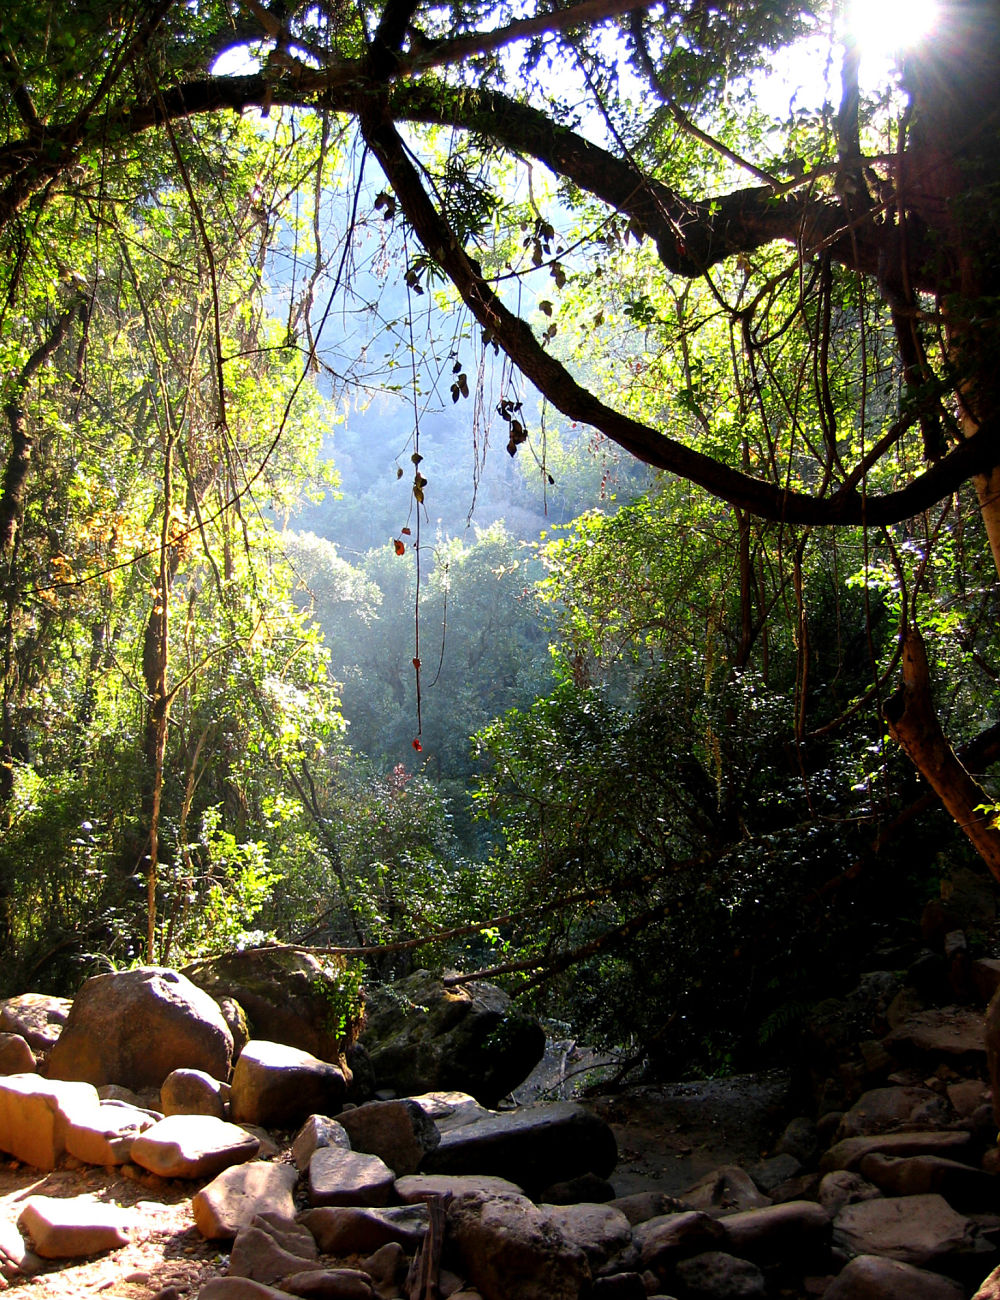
xmin=183 ymin=949 xmax=364 ymax=1068
xmin=359 ymin=970 xmax=545 ymax=1107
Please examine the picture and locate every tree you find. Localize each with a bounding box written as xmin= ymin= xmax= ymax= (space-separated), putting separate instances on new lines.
xmin=2 ymin=0 xmax=1000 ymax=868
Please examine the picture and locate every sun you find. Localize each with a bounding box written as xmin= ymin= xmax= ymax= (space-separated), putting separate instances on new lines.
xmin=845 ymin=0 xmax=940 ymax=64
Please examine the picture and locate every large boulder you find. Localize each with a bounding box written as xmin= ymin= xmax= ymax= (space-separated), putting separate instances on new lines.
xmin=230 ymin=1041 xmax=347 ymax=1128
xmin=47 ymin=967 xmax=233 ymax=1090
xmin=183 ymin=949 xmax=363 ymax=1065
xmin=359 ymin=970 xmax=545 ymax=1107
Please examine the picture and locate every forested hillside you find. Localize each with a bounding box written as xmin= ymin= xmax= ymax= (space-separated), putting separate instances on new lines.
xmin=1 ymin=0 xmax=999 ymax=1075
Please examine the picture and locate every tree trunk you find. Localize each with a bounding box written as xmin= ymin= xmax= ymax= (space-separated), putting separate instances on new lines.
xmin=884 ymin=630 xmax=1000 ymax=880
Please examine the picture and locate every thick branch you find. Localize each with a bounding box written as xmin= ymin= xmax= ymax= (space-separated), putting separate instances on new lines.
xmin=885 ymin=629 xmax=1000 ymax=881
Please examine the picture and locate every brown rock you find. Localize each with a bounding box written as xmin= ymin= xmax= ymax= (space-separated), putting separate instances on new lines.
xmin=307 ymin=1147 xmax=395 ymax=1207
xmin=65 ymin=1099 xmax=159 ymax=1165
xmin=161 ymin=1068 xmax=228 ymax=1119
xmin=541 ymin=1202 xmax=632 ymax=1269
xmin=47 ymin=967 xmax=233 ymax=1090
xmin=633 ymin=1210 xmax=728 ymax=1274
xmin=292 ymin=1115 xmax=351 ymax=1171
xmin=446 ymin=1189 xmax=591 ymax=1300
xmin=298 ymin=1204 xmax=429 ymax=1254
xmin=281 ymin=1270 xmax=376 ymax=1299
xmin=131 ymin=1114 xmax=260 ymax=1179
xmin=0 ymin=1034 xmax=35 ymax=1075
xmin=836 ymin=1086 xmax=951 ymax=1139
xmin=193 ymin=1162 xmax=299 ymax=1240
xmin=337 ymin=1098 xmax=439 ymax=1175
xmin=681 ymin=1165 xmax=772 ymax=1215
xmin=230 ymin=1041 xmax=347 ymax=1129
xmin=821 ymin=1129 xmax=976 ymax=1172
xmin=833 ymin=1193 xmax=975 ymax=1268
xmin=883 ymin=1007 xmax=985 ymax=1064
xmin=0 ymin=993 xmax=71 ymax=1053
xmin=721 ymin=1201 xmax=831 ymax=1263
xmin=0 ymin=1074 xmax=101 ymax=1169
xmin=17 ymin=1195 xmax=131 ymax=1258
xmin=228 ymin=1215 xmax=319 ymax=1287
xmin=198 ymin=1281 xmax=291 ymax=1299
xmin=395 ymin=1172 xmax=524 ymax=1201
xmin=818 ymin=1253 xmax=964 ymax=1299
xmin=858 ymin=1151 xmax=997 ymax=1206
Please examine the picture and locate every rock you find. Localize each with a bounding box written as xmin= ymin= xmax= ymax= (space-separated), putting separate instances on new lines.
xmin=973 ymin=960 xmax=1000 ymax=1004
xmin=821 ymin=1129 xmax=976 ymax=1172
xmin=409 ymin=1090 xmax=492 ymax=1132
xmin=184 ymin=949 xmax=362 ymax=1064
xmin=832 ymin=1193 xmax=976 ymax=1268
xmin=610 ymin=1190 xmax=689 ymax=1226
xmin=674 ymin=1250 xmax=767 ymax=1298
xmin=230 ymin=1041 xmax=347 ymax=1128
xmin=228 ymin=1214 xmax=320 ymax=1287
xmin=17 ymin=1195 xmax=131 ymax=1258
xmin=682 ymin=1165 xmax=772 ymax=1215
xmin=857 ymin=1151 xmax=998 ymax=1206
xmin=0 ymin=993 xmax=71 ymax=1053
xmin=883 ymin=1007 xmax=986 ymax=1066
xmin=299 ymin=1204 xmax=429 ymax=1255
xmin=65 ymin=1098 xmax=160 ymax=1164
xmin=307 ymin=1147 xmax=396 ymax=1207
xmin=633 ymin=1211 xmax=728 ymax=1275
xmin=131 ymin=1114 xmax=260 ymax=1179
xmin=161 ymin=1068 xmax=228 ymax=1119
xmin=721 ymin=1201 xmax=831 ymax=1265
xmin=47 ymin=967 xmax=233 ymax=1090
xmin=360 ymin=971 xmax=545 ymax=1107
xmin=542 ymin=1202 xmax=632 ymax=1270
xmin=748 ymin=1153 xmax=801 ymax=1195
xmin=280 ymin=1269 xmax=376 ymax=1298
xmin=0 ymin=1073 xmax=100 ymax=1169
xmin=292 ymin=1115 xmax=352 ymax=1171
xmin=336 ymin=1098 xmax=440 ymax=1175
xmin=421 ymin=1100 xmax=617 ymax=1194
xmin=395 ymin=1173 xmax=525 ymax=1202
xmin=445 ymin=1189 xmax=591 ymax=1300
xmin=359 ymin=1240 xmax=405 ymax=1293
xmin=587 ymin=1275 xmax=647 ymax=1300
xmin=817 ymin=1171 xmax=883 ymax=1217
xmin=0 ymin=1033 xmax=35 ymax=1075
xmin=836 ymin=1086 xmax=952 ymax=1139
xmin=193 ymin=1161 xmax=300 ymax=1240
xmin=823 ymin=1253 xmax=965 ymax=1299
xmin=538 ymin=1172 xmax=617 ymax=1204
xmin=198 ymin=1281 xmax=292 ymax=1299
xmin=776 ymin=1116 xmax=819 ymax=1165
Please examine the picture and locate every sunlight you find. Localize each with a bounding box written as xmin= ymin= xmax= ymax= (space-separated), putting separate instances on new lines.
xmin=846 ymin=0 xmax=940 ymax=64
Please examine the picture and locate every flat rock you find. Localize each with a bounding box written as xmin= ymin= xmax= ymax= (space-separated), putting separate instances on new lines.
xmin=395 ymin=1172 xmax=524 ymax=1201
xmin=833 ymin=1193 xmax=975 ymax=1268
xmin=17 ymin=1195 xmax=131 ymax=1258
xmin=818 ymin=1170 xmax=883 ymax=1217
xmin=408 ymin=1091 xmax=491 ymax=1132
xmin=230 ymin=1041 xmax=347 ymax=1129
xmin=299 ymin=1204 xmax=429 ymax=1254
xmin=307 ymin=1147 xmax=395 ymax=1207
xmin=421 ymin=1100 xmax=617 ymax=1194
xmin=131 ymin=1114 xmax=260 ymax=1179
xmin=65 ymin=1098 xmax=160 ymax=1165
xmin=821 ymin=1129 xmax=976 ymax=1173
xmin=193 ymin=1161 xmax=300 ymax=1240
xmin=882 ymin=1008 xmax=985 ymax=1061
xmin=0 ymin=993 xmax=71 ymax=1053
xmin=858 ymin=1151 xmax=998 ymax=1206
xmin=824 ymin=1253 xmax=965 ymax=1299
xmin=336 ymin=1098 xmax=439 ymax=1175
xmin=199 ymin=1281 xmax=292 ymax=1299
xmin=0 ymin=1073 xmax=100 ymax=1169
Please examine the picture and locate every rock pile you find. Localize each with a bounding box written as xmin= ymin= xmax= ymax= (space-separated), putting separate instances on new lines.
xmin=3 ymin=941 xmax=1000 ymax=1298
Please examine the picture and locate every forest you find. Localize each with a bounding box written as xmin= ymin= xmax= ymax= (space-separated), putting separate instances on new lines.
xmin=1 ymin=0 xmax=999 ymax=1080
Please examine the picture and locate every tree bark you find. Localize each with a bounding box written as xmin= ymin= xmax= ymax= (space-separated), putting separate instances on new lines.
xmin=884 ymin=630 xmax=1000 ymax=880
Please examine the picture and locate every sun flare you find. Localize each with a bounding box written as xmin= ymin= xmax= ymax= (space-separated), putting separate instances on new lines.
xmin=846 ymin=0 xmax=940 ymax=63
